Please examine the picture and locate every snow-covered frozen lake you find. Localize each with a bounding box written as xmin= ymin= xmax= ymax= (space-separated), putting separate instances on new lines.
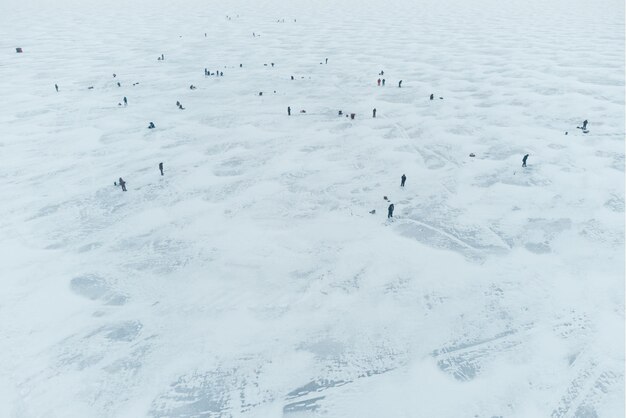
xmin=1 ymin=0 xmax=624 ymax=416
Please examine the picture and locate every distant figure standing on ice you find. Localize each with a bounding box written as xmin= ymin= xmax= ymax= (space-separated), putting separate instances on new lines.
xmin=372 ymin=108 xmax=376 ymax=118
xmin=398 ymin=80 xmax=403 ymax=88
xmin=161 ymin=54 xmax=164 ymax=60
xmin=382 ymin=79 xmax=386 ymax=86
xmin=325 ymin=58 xmax=328 ymax=64
xmin=522 ymin=154 xmax=529 ymax=167
xmin=388 ymin=203 xmax=394 ymax=218
xmin=55 ymin=84 xmax=59 ymax=92
xmin=205 ymin=68 xmax=208 ymax=76
xmin=148 ymin=122 xmax=155 ymax=129
xmin=287 ymin=106 xmax=291 ymax=116
xmin=123 ymin=96 xmax=128 ymax=106
xmin=117 ymin=82 xmax=121 ymax=87
xmin=430 ymin=93 xmax=434 ymax=100
xmin=582 ymin=119 xmax=588 ymax=130
xmin=118 ymin=177 xmax=127 ymax=191
xmin=380 ymin=70 xmax=384 ymax=75
xmin=401 ymin=174 xmax=406 ymax=187
xmin=377 ymin=78 xmax=381 ymax=86
xmin=159 ymin=162 xmax=164 ymax=176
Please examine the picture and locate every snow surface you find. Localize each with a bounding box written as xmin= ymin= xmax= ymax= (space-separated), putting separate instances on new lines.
xmin=0 ymin=0 xmax=624 ymax=416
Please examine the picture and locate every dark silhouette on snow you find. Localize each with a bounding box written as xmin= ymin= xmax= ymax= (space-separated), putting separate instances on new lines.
xmin=148 ymin=122 xmax=155 ymax=129
xmin=382 ymin=79 xmax=386 ymax=86
xmin=118 ymin=177 xmax=127 ymax=191
xmin=159 ymin=162 xmax=164 ymax=176
xmin=522 ymin=154 xmax=529 ymax=167
xmin=401 ymin=174 xmax=406 ymax=187
xmin=388 ymin=203 xmax=394 ymax=218
xmin=287 ymin=106 xmax=291 ymax=116
xmin=123 ymin=97 xmax=127 ymax=106
xmin=55 ymin=84 xmax=59 ymax=92
xmin=398 ymin=80 xmax=403 ymax=88
xmin=430 ymin=94 xmax=434 ymax=100
xmin=378 ymin=78 xmax=381 ymax=86
xmin=372 ymin=108 xmax=376 ymax=118
xmin=582 ymin=120 xmax=588 ymax=130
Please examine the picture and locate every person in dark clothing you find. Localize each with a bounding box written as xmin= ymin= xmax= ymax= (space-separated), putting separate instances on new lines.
xmin=161 ymin=54 xmax=164 ymax=60
xmin=398 ymin=80 xmax=403 ymax=88
xmin=382 ymin=79 xmax=385 ymax=86
xmin=430 ymin=93 xmax=434 ymax=100
xmin=287 ymin=106 xmax=291 ymax=116
xmin=401 ymin=174 xmax=406 ymax=187
xmin=325 ymin=58 xmax=328 ymax=64
xmin=240 ymin=64 xmax=242 ymax=67
xmin=377 ymin=78 xmax=381 ymax=86
xmin=55 ymin=84 xmax=59 ymax=92
xmin=388 ymin=203 xmax=394 ymax=218
xmin=159 ymin=162 xmax=164 ymax=176
xmin=119 ymin=177 xmax=127 ymax=191
xmin=373 ymin=108 xmax=376 ymax=118
xmin=291 ymin=75 xmax=294 ymax=80
xmin=380 ymin=70 xmax=384 ymax=76
xmin=522 ymin=154 xmax=529 ymax=167
xmin=117 ymin=82 xmax=121 ymax=87
xmin=205 ymin=68 xmax=208 ymax=76
xmin=176 ymin=101 xmax=180 ymax=107
xmin=148 ymin=122 xmax=155 ymax=129
xmin=582 ymin=120 xmax=588 ymax=129
xmin=220 ymin=71 xmax=223 ymax=76
xmin=123 ymin=97 xmax=127 ymax=106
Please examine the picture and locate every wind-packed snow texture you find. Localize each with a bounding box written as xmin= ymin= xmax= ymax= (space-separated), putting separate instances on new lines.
xmin=0 ymin=0 xmax=624 ymax=416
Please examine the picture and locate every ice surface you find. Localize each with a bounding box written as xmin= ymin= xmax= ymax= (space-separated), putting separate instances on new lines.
xmin=0 ymin=0 xmax=623 ymax=416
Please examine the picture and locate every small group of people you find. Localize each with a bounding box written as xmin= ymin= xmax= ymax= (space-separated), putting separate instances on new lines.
xmin=205 ymin=68 xmax=224 ymax=76
xmin=377 ymin=78 xmax=386 ymax=86
xmin=384 ymin=174 xmax=407 ymax=219
xmin=157 ymin=54 xmax=165 ymax=61
xmin=176 ymin=101 xmax=185 ymax=110
xmin=116 ymin=163 xmax=164 ymax=192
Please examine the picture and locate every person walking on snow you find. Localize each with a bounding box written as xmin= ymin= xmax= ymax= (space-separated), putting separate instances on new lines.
xmin=401 ymin=174 xmax=406 ymax=187
xmin=582 ymin=119 xmax=588 ymax=130
xmin=398 ymin=80 xmax=403 ymax=88
xmin=522 ymin=154 xmax=529 ymax=167
xmin=388 ymin=203 xmax=394 ymax=218
xmin=118 ymin=177 xmax=127 ymax=191
xmin=430 ymin=93 xmax=434 ymax=100
xmin=373 ymin=108 xmax=376 ymax=118
xmin=382 ymin=79 xmax=386 ymax=86
xmin=55 ymin=84 xmax=59 ymax=92
xmin=287 ymin=106 xmax=291 ymax=116
xmin=159 ymin=162 xmax=164 ymax=176
xmin=123 ymin=97 xmax=127 ymax=106
xmin=377 ymin=78 xmax=381 ymax=86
